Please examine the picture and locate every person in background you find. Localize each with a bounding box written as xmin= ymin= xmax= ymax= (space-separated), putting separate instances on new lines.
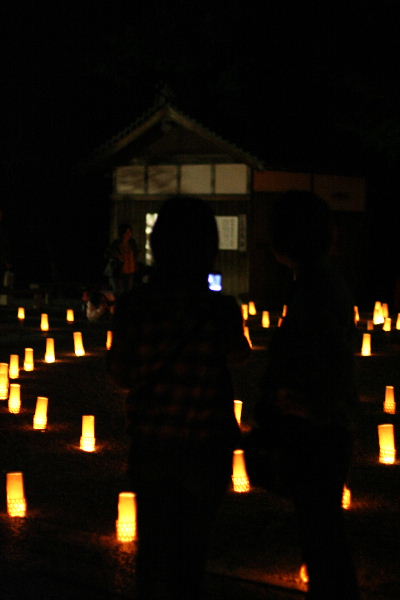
xmin=104 ymin=224 xmax=138 ymax=294
xmin=108 ymin=195 xmax=250 ymax=600
xmin=81 ymin=287 xmax=115 ymax=322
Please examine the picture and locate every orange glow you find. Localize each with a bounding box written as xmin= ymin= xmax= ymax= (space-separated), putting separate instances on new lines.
xmin=282 ymin=304 xmax=288 ymax=317
xmin=9 ymin=354 xmax=19 ymax=379
xmin=367 ymin=320 xmax=374 ymax=331
xmin=261 ymin=311 xmax=270 ymax=328
xmin=361 ymin=333 xmax=371 ymax=356
xmin=24 ymin=348 xmax=34 ymax=372
xmin=278 ymin=317 xmax=284 ymax=327
xmin=45 ymin=338 xmax=55 ymax=363
xmin=40 ymin=313 xmax=49 ymax=331
xmin=383 ymin=317 xmax=391 ymax=332
xmin=232 ymin=449 xmax=250 ymax=493
xmin=396 ymin=313 xmax=400 ymax=330
xmin=241 ymin=304 xmax=249 ymax=321
xmin=382 ymin=303 xmax=389 ymax=318
xmin=342 ymin=485 xmax=351 ymax=510
xmin=249 ymin=301 xmax=257 ymax=316
xmin=234 ymin=400 xmax=243 ymax=426
xmin=378 ymin=424 xmax=396 ymax=464
xmin=299 ymin=563 xmax=309 ymax=584
xmin=116 ymin=492 xmax=137 ymax=542
xmin=0 ymin=362 xmax=9 ymax=400
xmin=80 ymin=415 xmax=95 ymax=452
xmin=7 ymin=472 xmax=27 ymax=517
xmin=373 ymin=301 xmax=384 ymax=325
xmin=66 ymin=308 xmax=75 ymax=322
xmin=384 ymin=386 xmax=396 ymax=415
xmin=353 ymin=306 xmax=360 ymax=324
xmin=8 ymin=383 xmax=21 ymax=414
xmin=17 ymin=307 xmax=25 ymax=321
xmin=33 ymin=396 xmax=48 ymax=430
xmin=243 ymin=326 xmax=253 ymax=349
xmin=73 ymin=331 xmax=85 ymax=356
xmin=106 ymin=330 xmax=113 ymax=350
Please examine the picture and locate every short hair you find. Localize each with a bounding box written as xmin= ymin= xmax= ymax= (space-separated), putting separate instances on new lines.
xmin=271 ymin=191 xmax=332 ymax=263
xmin=151 ymin=195 xmax=218 ymax=276
xmin=118 ymin=223 xmax=132 ymax=238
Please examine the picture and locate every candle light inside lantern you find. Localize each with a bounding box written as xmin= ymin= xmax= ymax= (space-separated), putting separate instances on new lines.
xmin=9 ymin=354 xmax=19 ymax=379
xmin=282 ymin=304 xmax=288 ymax=317
xmin=66 ymin=308 xmax=74 ymax=323
xmin=44 ymin=338 xmax=55 ymax=363
xmin=33 ymin=396 xmax=48 ymax=430
xmin=299 ymin=563 xmax=309 ymax=584
xmin=378 ymin=424 xmax=396 ymax=464
xmin=353 ymin=305 xmax=360 ymax=325
xmin=73 ymin=331 xmax=85 ymax=356
xmin=106 ymin=330 xmax=113 ymax=350
xmin=382 ymin=303 xmax=389 ymax=319
xmin=243 ymin=326 xmax=253 ymax=349
xmin=6 ymin=472 xmax=27 ymax=517
xmin=241 ymin=304 xmax=249 ymax=321
xmin=278 ymin=317 xmax=284 ymax=327
xmin=249 ymin=301 xmax=257 ymax=316
xmin=40 ymin=313 xmax=49 ymax=331
xmin=342 ymin=485 xmax=351 ymax=510
xmin=367 ymin=320 xmax=374 ymax=331
xmin=24 ymin=348 xmax=34 ymax=371
xmin=17 ymin=307 xmax=25 ymax=321
xmin=361 ymin=333 xmax=371 ymax=356
xmin=232 ymin=449 xmax=250 ymax=493
xmin=80 ymin=415 xmax=96 ymax=452
xmin=234 ymin=400 xmax=243 ymax=426
xmin=373 ymin=301 xmax=384 ymax=325
xmin=0 ymin=362 xmax=9 ymax=400
xmin=8 ymin=383 xmax=21 ymax=414
xmin=383 ymin=317 xmax=391 ymax=332
xmin=396 ymin=313 xmax=400 ymax=330
xmin=261 ymin=311 xmax=270 ymax=328
xmin=116 ymin=492 xmax=137 ymax=542
xmin=384 ymin=386 xmax=396 ymax=415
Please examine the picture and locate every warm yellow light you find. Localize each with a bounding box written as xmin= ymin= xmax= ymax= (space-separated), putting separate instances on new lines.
xmin=17 ymin=307 xmax=25 ymax=320
xmin=353 ymin=305 xmax=360 ymax=324
xmin=243 ymin=326 xmax=253 ymax=349
xmin=33 ymin=396 xmax=48 ymax=430
xmin=73 ymin=331 xmax=85 ymax=356
xmin=232 ymin=449 xmax=250 ymax=493
xmin=382 ymin=303 xmax=389 ymax=318
xmin=384 ymin=386 xmax=396 ymax=415
xmin=249 ymin=301 xmax=257 ymax=316
xmin=367 ymin=320 xmax=374 ymax=331
xmin=6 ymin=472 xmax=27 ymax=517
xmin=8 ymin=383 xmax=21 ymax=414
xmin=383 ymin=317 xmax=391 ymax=332
xmin=106 ymin=330 xmax=113 ymax=350
xmin=342 ymin=485 xmax=351 ymax=510
xmin=378 ymin=424 xmax=396 ymax=464
xmin=282 ymin=304 xmax=288 ymax=317
xmin=80 ymin=415 xmax=95 ymax=452
xmin=373 ymin=301 xmax=384 ymax=325
xmin=9 ymin=354 xmax=19 ymax=379
xmin=241 ymin=304 xmax=249 ymax=321
xmin=40 ymin=313 xmax=49 ymax=331
xmin=116 ymin=492 xmax=137 ymax=542
xmin=44 ymin=338 xmax=55 ymax=363
xmin=66 ymin=308 xmax=75 ymax=322
xmin=299 ymin=563 xmax=309 ymax=584
xmin=0 ymin=362 xmax=9 ymax=400
xmin=361 ymin=333 xmax=371 ymax=356
xmin=396 ymin=313 xmax=400 ymax=330
xmin=234 ymin=400 xmax=243 ymax=426
xmin=24 ymin=348 xmax=34 ymax=372
xmin=261 ymin=311 xmax=270 ymax=328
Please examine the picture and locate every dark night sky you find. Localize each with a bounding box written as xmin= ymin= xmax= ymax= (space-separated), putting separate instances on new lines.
xmin=2 ymin=2 xmax=400 ymax=294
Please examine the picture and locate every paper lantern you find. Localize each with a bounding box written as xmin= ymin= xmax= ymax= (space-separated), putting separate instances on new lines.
xmin=73 ymin=331 xmax=85 ymax=356
xmin=278 ymin=317 xmax=284 ymax=328
xmin=396 ymin=313 xmax=400 ymax=330
xmin=382 ymin=303 xmax=389 ymax=319
xmin=282 ymin=304 xmax=288 ymax=317
xmin=299 ymin=563 xmax=309 ymax=584
xmin=66 ymin=308 xmax=75 ymax=323
xmin=106 ymin=330 xmax=113 ymax=350
xmin=8 ymin=383 xmax=21 ymax=414
xmin=243 ymin=326 xmax=253 ymax=349
xmin=17 ymin=307 xmax=25 ymax=321
xmin=33 ymin=396 xmax=48 ymax=430
xmin=249 ymin=301 xmax=257 ymax=316
xmin=353 ymin=306 xmax=360 ymax=325
xmin=44 ymin=338 xmax=55 ymax=363
xmin=232 ymin=449 xmax=250 ymax=493
xmin=80 ymin=415 xmax=95 ymax=452
xmin=6 ymin=472 xmax=27 ymax=517
xmin=342 ymin=485 xmax=351 ymax=510
xmin=373 ymin=301 xmax=384 ymax=325
xmin=384 ymin=386 xmax=396 ymax=415
xmin=40 ymin=313 xmax=49 ymax=331
xmin=383 ymin=318 xmax=391 ymax=332
xmin=367 ymin=320 xmax=374 ymax=331
xmin=261 ymin=311 xmax=270 ymax=328
xmin=361 ymin=333 xmax=371 ymax=356
xmin=234 ymin=400 xmax=243 ymax=426
xmin=9 ymin=354 xmax=19 ymax=379
xmin=0 ymin=362 xmax=9 ymax=400
xmin=24 ymin=348 xmax=34 ymax=372
xmin=241 ymin=304 xmax=249 ymax=321
xmin=378 ymin=424 xmax=396 ymax=464
xmin=116 ymin=492 xmax=137 ymax=542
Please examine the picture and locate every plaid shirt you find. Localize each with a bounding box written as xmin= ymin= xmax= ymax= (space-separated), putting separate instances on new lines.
xmin=108 ymin=282 xmax=250 ymax=445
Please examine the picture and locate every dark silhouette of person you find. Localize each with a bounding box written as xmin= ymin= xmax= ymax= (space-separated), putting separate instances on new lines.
xmin=104 ymin=224 xmax=139 ymax=294
xmin=108 ymin=195 xmax=250 ymax=600
xmin=255 ymin=191 xmax=360 ymax=599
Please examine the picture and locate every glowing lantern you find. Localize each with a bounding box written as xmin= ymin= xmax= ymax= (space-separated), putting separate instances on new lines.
xmin=382 ymin=303 xmax=389 ymax=318
xmin=0 ymin=363 xmax=9 ymax=400
xmin=261 ymin=311 xmax=270 ymax=328
xmin=353 ymin=306 xmax=360 ymax=325
xmin=342 ymin=485 xmax=351 ymax=510
xmin=383 ymin=318 xmax=391 ymax=332
xmin=73 ymin=331 xmax=85 ymax=356
xmin=299 ymin=563 xmax=309 ymax=584
xmin=40 ymin=313 xmax=49 ymax=331
xmin=80 ymin=415 xmax=95 ymax=452
xmin=384 ymin=386 xmax=396 ymax=415
xmin=106 ymin=330 xmax=113 ymax=350
xmin=249 ymin=301 xmax=257 ymax=316
xmin=66 ymin=308 xmax=75 ymax=323
xmin=6 ymin=472 xmax=27 ymax=517
xmin=17 ymin=307 xmax=25 ymax=321
xmin=24 ymin=348 xmax=34 ymax=372
xmin=116 ymin=492 xmax=137 ymax=542
xmin=373 ymin=302 xmax=384 ymax=325
xmin=44 ymin=338 xmax=55 ymax=363
xmin=282 ymin=304 xmax=288 ymax=317
xmin=234 ymin=400 xmax=243 ymax=426
xmin=241 ymin=304 xmax=249 ymax=321
xmin=9 ymin=354 xmax=19 ymax=379
xmin=232 ymin=449 xmax=250 ymax=493
xmin=361 ymin=333 xmax=371 ymax=356
xmin=378 ymin=424 xmax=396 ymax=464
xmin=396 ymin=313 xmax=400 ymax=330
xmin=8 ymin=383 xmax=21 ymax=414
xmin=278 ymin=317 xmax=284 ymax=327
xmin=367 ymin=320 xmax=374 ymax=331
xmin=33 ymin=396 xmax=48 ymax=430
xmin=243 ymin=326 xmax=253 ymax=349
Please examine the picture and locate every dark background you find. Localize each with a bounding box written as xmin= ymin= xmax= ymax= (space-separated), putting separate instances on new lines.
xmin=2 ymin=2 xmax=399 ymax=303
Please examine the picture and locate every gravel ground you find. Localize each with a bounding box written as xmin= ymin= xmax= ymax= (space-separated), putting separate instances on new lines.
xmin=0 ymin=304 xmax=399 ymax=599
